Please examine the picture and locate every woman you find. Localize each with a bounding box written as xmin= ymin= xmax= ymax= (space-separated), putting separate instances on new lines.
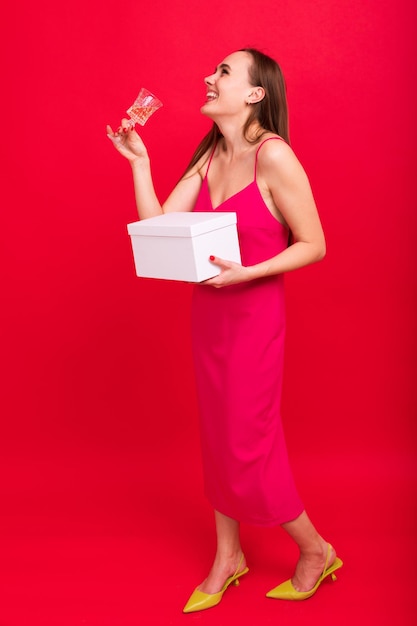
xmin=107 ymin=48 xmax=343 ymax=613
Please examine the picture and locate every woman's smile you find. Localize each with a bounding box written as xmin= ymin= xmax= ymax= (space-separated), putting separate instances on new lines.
xmin=205 ymin=90 xmax=218 ymax=103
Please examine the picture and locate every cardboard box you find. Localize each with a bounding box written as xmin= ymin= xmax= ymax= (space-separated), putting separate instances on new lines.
xmin=127 ymin=212 xmax=241 ymax=282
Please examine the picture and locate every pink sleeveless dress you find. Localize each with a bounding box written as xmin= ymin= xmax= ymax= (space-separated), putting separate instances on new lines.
xmin=191 ymin=137 xmax=304 ymax=526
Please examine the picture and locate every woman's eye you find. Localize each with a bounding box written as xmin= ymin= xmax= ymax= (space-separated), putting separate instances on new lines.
xmin=221 ymin=68 xmax=229 ymax=75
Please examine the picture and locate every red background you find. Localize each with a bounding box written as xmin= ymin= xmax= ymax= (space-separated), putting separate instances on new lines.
xmin=1 ymin=0 xmax=416 ymax=624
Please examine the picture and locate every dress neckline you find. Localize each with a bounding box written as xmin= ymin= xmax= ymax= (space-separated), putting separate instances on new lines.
xmin=206 ymin=178 xmax=256 ymax=211
xmin=204 ymin=135 xmax=286 ymax=212
xmin=203 ymin=177 xmax=287 ymax=230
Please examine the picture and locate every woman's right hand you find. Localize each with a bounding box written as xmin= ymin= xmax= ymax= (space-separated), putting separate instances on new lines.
xmin=106 ymin=119 xmax=149 ymax=163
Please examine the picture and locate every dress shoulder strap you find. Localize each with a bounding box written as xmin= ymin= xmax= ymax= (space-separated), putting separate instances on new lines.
xmin=254 ymin=136 xmax=285 ymax=180
xmin=204 ymin=142 xmax=218 ymax=179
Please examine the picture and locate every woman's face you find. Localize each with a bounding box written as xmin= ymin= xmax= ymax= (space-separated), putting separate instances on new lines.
xmin=201 ymin=51 xmax=254 ymax=118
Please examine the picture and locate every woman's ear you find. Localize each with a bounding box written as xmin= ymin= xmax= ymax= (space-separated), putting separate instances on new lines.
xmin=247 ymin=87 xmax=265 ymax=104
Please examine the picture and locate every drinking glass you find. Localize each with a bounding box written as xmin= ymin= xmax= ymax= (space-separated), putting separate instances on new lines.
xmin=126 ymin=88 xmax=163 ymax=126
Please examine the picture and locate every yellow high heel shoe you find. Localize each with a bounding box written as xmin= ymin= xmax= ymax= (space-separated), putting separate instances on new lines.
xmin=183 ymin=554 xmax=249 ymax=613
xmin=266 ymin=544 xmax=343 ymax=601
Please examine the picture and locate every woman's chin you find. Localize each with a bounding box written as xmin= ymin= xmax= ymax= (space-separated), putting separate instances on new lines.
xmin=200 ymin=101 xmax=217 ymax=118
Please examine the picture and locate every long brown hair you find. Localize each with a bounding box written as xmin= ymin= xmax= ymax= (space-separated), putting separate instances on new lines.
xmin=183 ymin=48 xmax=290 ymax=176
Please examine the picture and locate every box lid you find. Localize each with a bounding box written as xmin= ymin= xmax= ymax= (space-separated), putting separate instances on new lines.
xmin=127 ymin=211 xmax=237 ymax=237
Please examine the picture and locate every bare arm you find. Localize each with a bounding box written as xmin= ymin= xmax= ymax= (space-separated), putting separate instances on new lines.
xmin=249 ymin=138 xmax=326 ymax=277
xmin=206 ymin=139 xmax=326 ymax=287
xmin=107 ymin=119 xmax=204 ymax=219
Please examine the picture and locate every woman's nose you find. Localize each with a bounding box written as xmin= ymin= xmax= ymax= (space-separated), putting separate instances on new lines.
xmin=204 ymin=73 xmax=215 ymax=86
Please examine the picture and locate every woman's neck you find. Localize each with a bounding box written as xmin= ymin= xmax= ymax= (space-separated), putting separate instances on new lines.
xmin=216 ymin=121 xmax=264 ymax=159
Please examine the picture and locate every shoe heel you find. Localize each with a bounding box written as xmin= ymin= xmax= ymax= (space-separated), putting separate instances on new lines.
xmin=331 ymin=573 xmax=337 ymax=582
xmin=233 ymin=579 xmax=240 ymax=587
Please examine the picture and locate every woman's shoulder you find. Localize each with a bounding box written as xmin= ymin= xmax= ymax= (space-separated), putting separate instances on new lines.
xmin=255 ymin=133 xmax=306 ymax=187
xmin=256 ymin=132 xmax=291 ymax=153
xmin=255 ymin=133 xmax=297 ymax=168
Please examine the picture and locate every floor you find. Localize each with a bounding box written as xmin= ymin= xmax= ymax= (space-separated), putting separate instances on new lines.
xmin=1 ymin=432 xmax=415 ymax=626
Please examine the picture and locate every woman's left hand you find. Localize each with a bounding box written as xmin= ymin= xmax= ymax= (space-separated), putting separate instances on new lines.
xmin=203 ymin=256 xmax=253 ymax=288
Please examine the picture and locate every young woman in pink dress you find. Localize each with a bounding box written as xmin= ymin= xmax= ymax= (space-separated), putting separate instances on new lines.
xmin=107 ymin=48 xmax=342 ymax=613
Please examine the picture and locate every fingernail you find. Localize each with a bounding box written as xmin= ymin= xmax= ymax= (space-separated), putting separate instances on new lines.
xmin=209 ymin=255 xmax=215 ymax=261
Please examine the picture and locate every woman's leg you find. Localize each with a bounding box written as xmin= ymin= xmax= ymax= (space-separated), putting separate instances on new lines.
xmin=281 ymin=510 xmax=337 ymax=592
xmin=197 ymin=510 xmax=247 ymax=594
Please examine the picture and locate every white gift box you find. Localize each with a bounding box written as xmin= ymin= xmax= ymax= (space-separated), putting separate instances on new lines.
xmin=127 ymin=212 xmax=241 ymax=282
